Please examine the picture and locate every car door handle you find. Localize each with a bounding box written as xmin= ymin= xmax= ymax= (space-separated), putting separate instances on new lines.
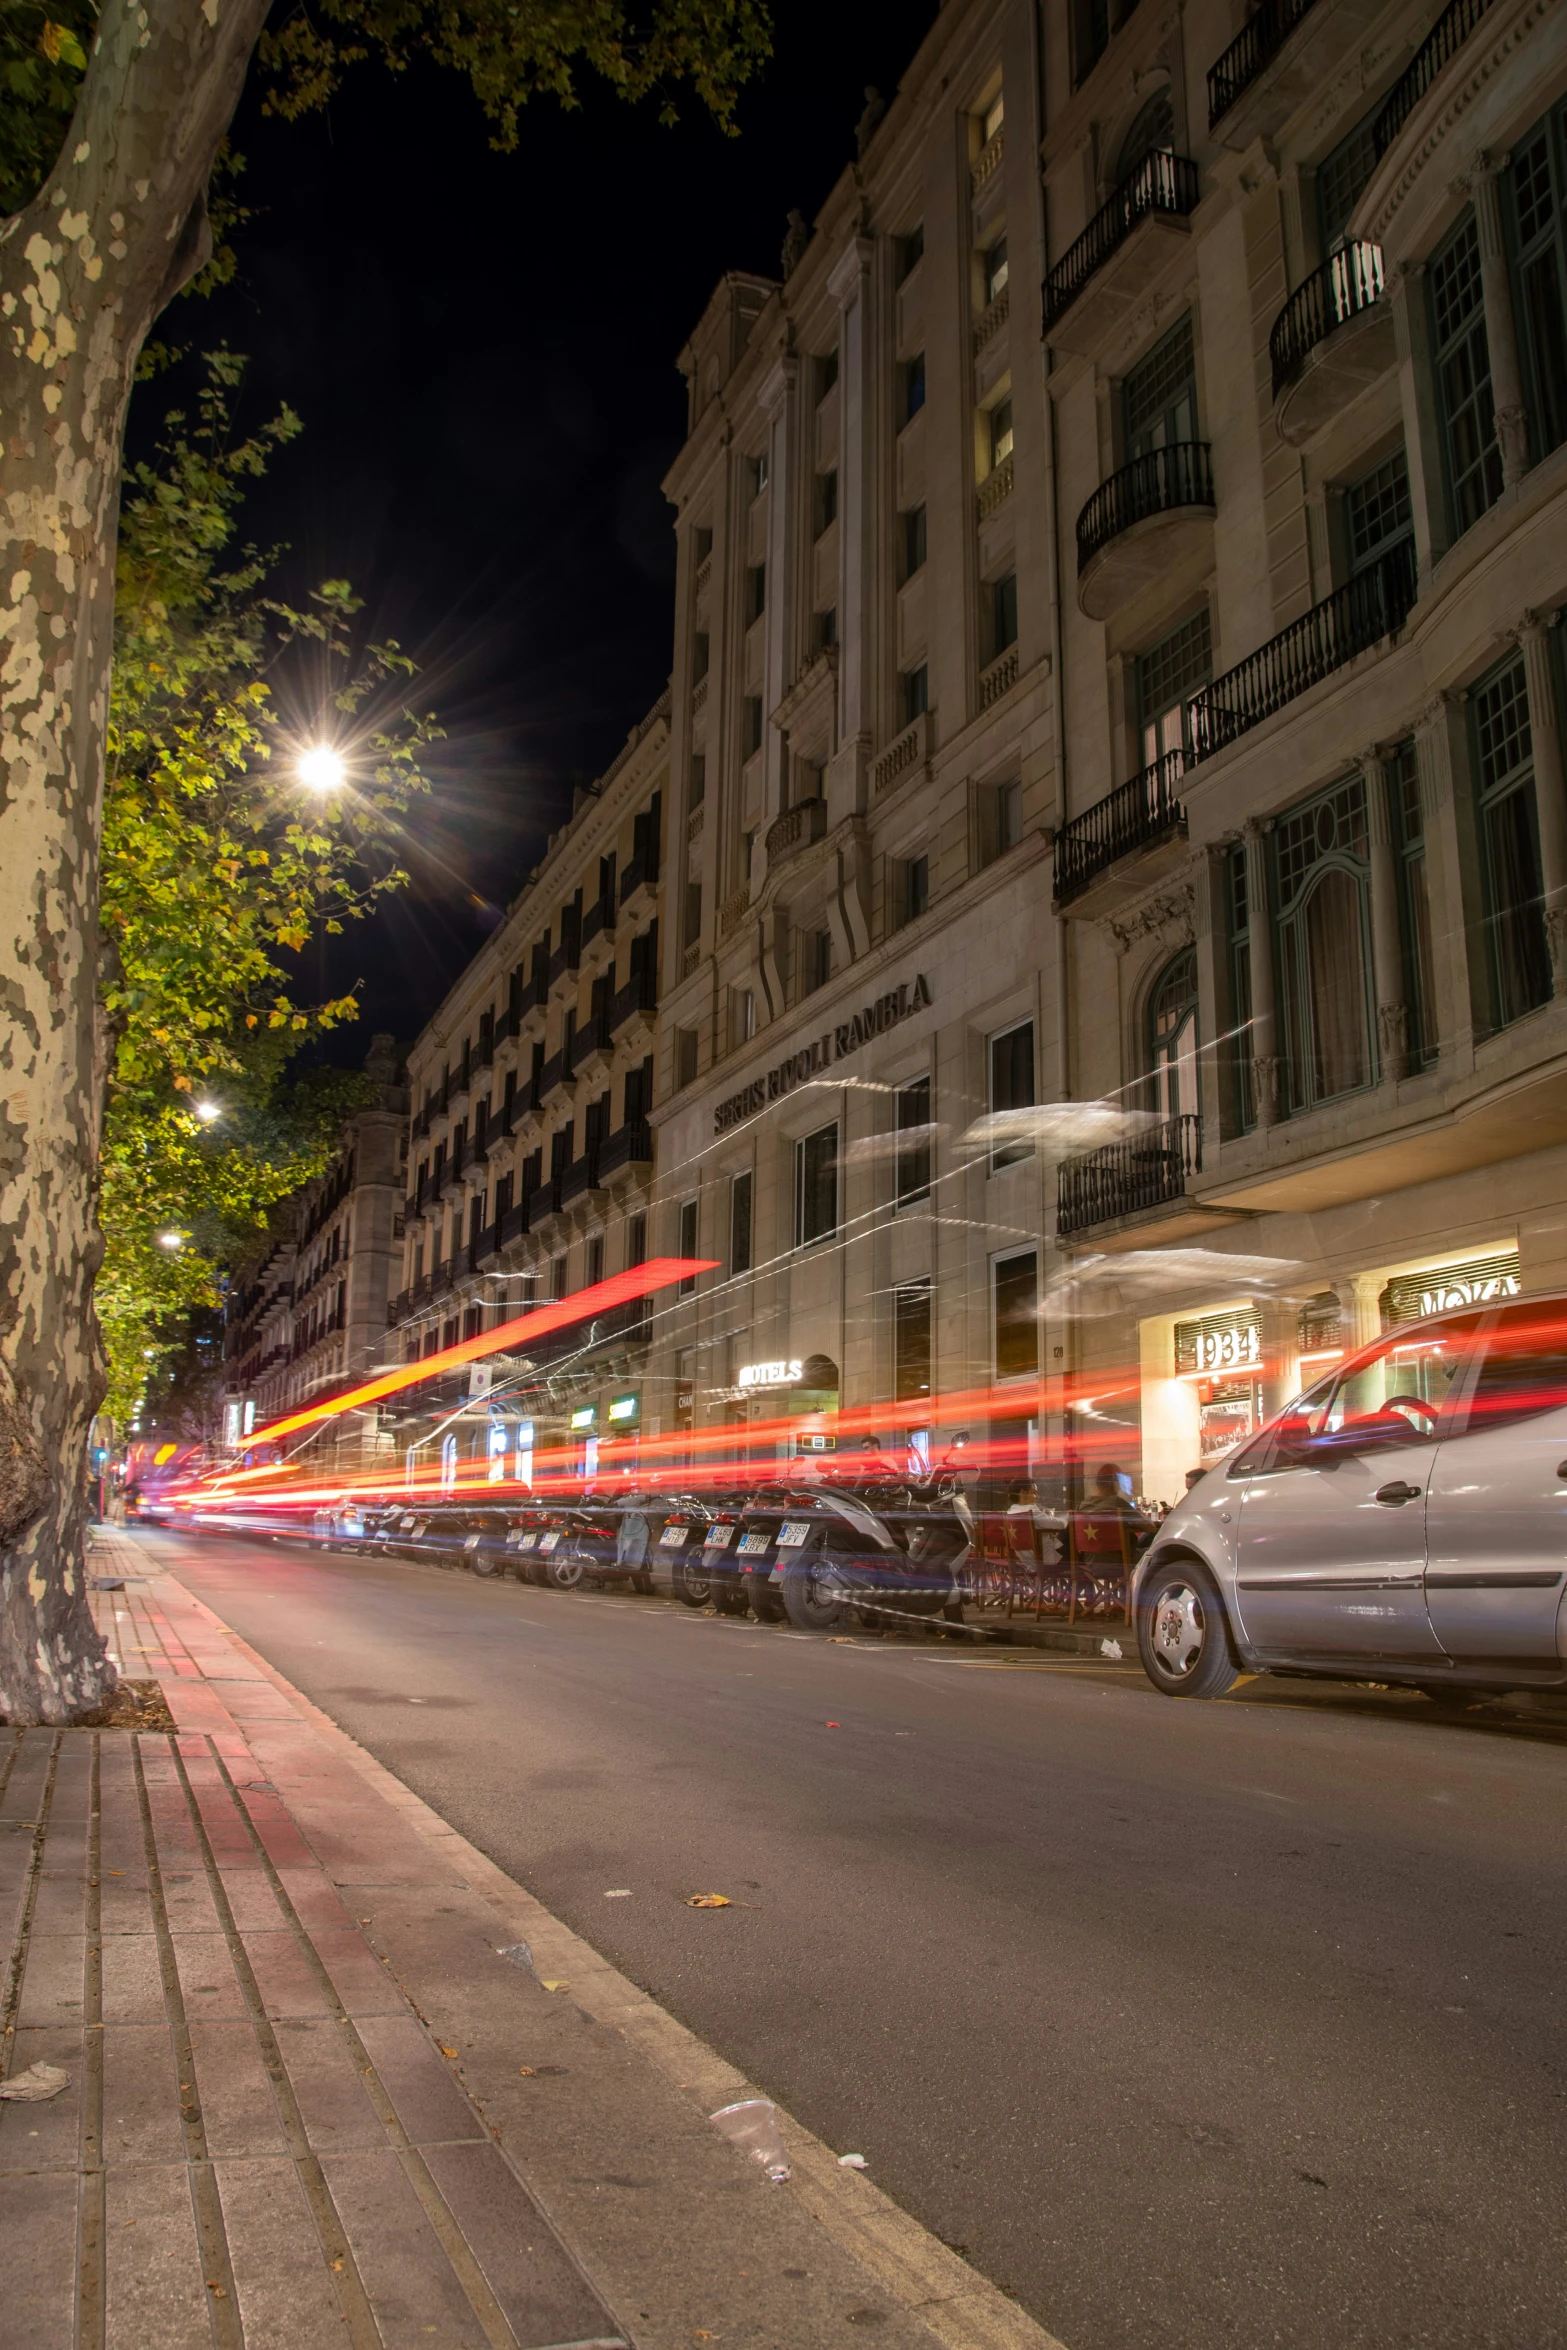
xmin=1374 ymin=1480 xmax=1421 ymax=1505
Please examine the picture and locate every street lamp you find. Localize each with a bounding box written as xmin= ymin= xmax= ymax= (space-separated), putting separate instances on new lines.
xmin=193 ymin=1099 xmax=221 ymax=1124
xmin=298 ymin=745 xmax=346 ymax=793
xmin=157 ymin=1230 xmax=185 ymax=1251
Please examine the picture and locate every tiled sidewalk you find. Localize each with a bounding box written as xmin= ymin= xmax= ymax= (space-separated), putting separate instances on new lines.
xmin=1 ymin=1530 xmax=1061 ymax=2350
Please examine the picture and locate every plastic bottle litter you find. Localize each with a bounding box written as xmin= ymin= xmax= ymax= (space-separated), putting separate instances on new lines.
xmin=838 ymin=2152 xmax=869 ymax=2170
xmin=709 ymin=2097 xmax=791 ymax=2181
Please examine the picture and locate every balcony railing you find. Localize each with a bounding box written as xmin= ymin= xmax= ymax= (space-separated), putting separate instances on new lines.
xmin=1207 ymin=0 xmax=1321 ymax=129
xmin=1076 ymin=441 xmax=1214 ymax=574
xmin=1188 ymin=540 xmax=1416 ymax=762
xmin=1372 ymin=0 xmax=1496 ymax=158
xmin=1269 ymin=241 xmax=1386 ymax=398
xmin=582 ymin=894 xmax=616 ymax=950
xmin=1057 ymin=1113 xmax=1201 ymax=1239
xmin=620 ymin=841 xmax=661 ymax=903
xmin=1043 ymin=150 xmax=1201 ymax=333
xmin=559 ymin=1147 xmax=604 ymax=1207
xmin=765 ymin=796 xmax=827 ymax=863
xmin=1053 ymin=750 xmax=1187 ymax=906
xmin=598 ymin=1118 xmax=654 ymax=1180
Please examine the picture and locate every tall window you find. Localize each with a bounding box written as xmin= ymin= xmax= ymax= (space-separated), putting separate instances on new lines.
xmin=796 ymin=1124 xmax=839 ymax=1246
xmin=1430 ymin=211 xmax=1504 ymax=536
xmin=1226 ymin=845 xmax=1255 ymax=1130
xmin=1116 ymin=88 xmax=1174 ymax=185
xmin=895 ymin=1074 xmax=932 ymax=1205
xmin=989 ymin=398 xmax=1014 ymax=469
xmin=898 ymin=224 xmax=924 ymax=280
xmin=1344 ymin=448 xmax=1412 ymax=577
xmin=1316 ymin=104 xmax=1380 ymax=251
xmin=993 ymin=1251 xmax=1039 ymax=1380
xmin=988 ymin=571 xmax=1018 ymax=660
xmin=742 ymin=696 xmax=763 ymax=756
xmin=800 ymin=928 xmax=831 ymax=997
xmin=815 ymin=470 xmax=838 ymax=535
xmin=1472 ymin=653 xmax=1551 ymax=1028
xmin=586 ymin=1234 xmax=605 ymax=1287
xmin=678 ymin=1199 xmax=699 ymax=1292
xmin=984 ymin=238 xmax=1009 ymax=305
xmin=900 ymin=664 xmax=929 ymax=725
xmin=902 ymin=354 xmax=926 ymax=424
xmin=1511 ymin=112 xmax=1567 ymax=461
xmin=978 ymin=777 xmax=1022 ymax=865
xmin=1147 ymin=947 xmax=1199 ymax=1124
xmin=895 ymin=1280 xmax=931 ymax=1402
xmin=1274 ymin=777 xmax=1374 ymax=1112
xmin=900 ymin=854 xmax=930 ymax=926
xmin=1124 ymin=313 xmax=1197 ymax=459
xmin=730 ymin=1171 xmax=753 ymax=1275
xmin=1138 ymin=606 xmax=1212 ymax=772
xmin=988 ymin=1019 xmax=1035 ymax=1170
xmin=1387 ymin=738 xmax=1437 ymax=1068
xmin=745 ymin=563 xmax=767 ymax=624
xmin=902 ymin=504 xmax=928 ymax=578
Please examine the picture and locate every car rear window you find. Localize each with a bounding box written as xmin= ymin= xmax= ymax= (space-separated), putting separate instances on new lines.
xmin=1461 ymin=1300 xmax=1567 ymax=1432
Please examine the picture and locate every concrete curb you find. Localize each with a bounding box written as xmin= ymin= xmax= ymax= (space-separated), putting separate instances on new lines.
xmin=107 ymin=1532 xmax=1067 ymax=2350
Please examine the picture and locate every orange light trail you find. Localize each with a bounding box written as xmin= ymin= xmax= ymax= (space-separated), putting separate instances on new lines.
xmin=245 ymin=1258 xmax=719 ymax=1445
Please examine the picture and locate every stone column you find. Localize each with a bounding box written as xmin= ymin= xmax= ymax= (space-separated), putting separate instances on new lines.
xmin=758 ymin=354 xmax=799 ymax=841
xmin=1389 ymin=261 xmax=1448 ymax=577
xmin=1243 ymin=820 xmax=1281 ymax=1124
xmin=1517 ymin=611 xmax=1567 ymax=991
xmin=828 ymin=237 xmax=874 ymax=755
xmin=1192 ymin=851 xmax=1224 ymax=1146
xmin=1361 ymin=748 xmax=1408 ymax=1081
xmin=1332 ymin=1272 xmax=1382 ymax=1354
xmin=1259 ymin=1298 xmax=1300 ymax=1420
xmin=1469 ymin=158 xmax=1531 ymax=487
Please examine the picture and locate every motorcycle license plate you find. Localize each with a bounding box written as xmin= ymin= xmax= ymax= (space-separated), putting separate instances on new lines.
xmin=514 ymin=1533 xmax=538 ymax=1550
xmin=539 ymin=1533 xmax=561 ymax=1553
xmin=737 ymin=1532 xmax=770 ymax=1555
xmin=777 ymin=1521 xmax=812 ymax=1547
xmin=659 ymin=1525 xmax=690 ymax=1546
xmin=704 ymin=1526 xmax=734 ymax=1548
xmin=464 ymin=1534 xmax=482 ymax=1550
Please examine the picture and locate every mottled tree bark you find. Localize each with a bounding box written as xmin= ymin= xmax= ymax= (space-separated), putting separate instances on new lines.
xmin=0 ymin=0 xmax=268 ymax=1720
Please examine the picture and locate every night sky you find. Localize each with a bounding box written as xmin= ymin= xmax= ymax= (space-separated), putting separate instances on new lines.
xmin=160 ymin=0 xmax=936 ymax=1057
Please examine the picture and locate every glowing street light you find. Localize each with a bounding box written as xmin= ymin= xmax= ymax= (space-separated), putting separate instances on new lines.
xmin=157 ymin=1230 xmax=185 ymax=1251
xmin=193 ymin=1099 xmax=221 ymax=1124
xmin=298 ymin=745 xmax=346 ymax=793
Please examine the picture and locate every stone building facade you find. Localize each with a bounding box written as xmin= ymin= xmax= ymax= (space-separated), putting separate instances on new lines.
xmin=222 ymin=1036 xmax=408 ymax=1471
xmin=643 ymin=0 xmax=1060 ymax=1485
xmin=1042 ymin=0 xmax=1567 ymax=1499
xmin=391 ymin=699 xmax=668 ymax=1476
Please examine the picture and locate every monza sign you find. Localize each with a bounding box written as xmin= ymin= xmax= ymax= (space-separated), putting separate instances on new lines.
xmin=713 ymin=973 xmax=933 ymax=1135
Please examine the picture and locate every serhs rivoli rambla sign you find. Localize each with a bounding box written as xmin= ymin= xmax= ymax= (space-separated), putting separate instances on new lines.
xmin=713 ymin=973 xmax=933 ymax=1135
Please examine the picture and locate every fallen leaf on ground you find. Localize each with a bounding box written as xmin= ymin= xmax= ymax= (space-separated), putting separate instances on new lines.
xmin=519 ymin=2067 xmax=536 ymax=2077
xmin=438 ymin=2045 xmax=458 ymax=2058
xmin=686 ymin=1894 xmax=730 ymax=1909
xmin=541 ymin=1978 xmax=570 ymax=1991
xmin=0 ymin=2062 xmax=69 ymax=2102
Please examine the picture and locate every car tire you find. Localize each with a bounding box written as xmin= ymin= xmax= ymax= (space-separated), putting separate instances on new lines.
xmin=749 ymin=1575 xmax=787 ymax=1624
xmin=631 ymin=1571 xmax=655 ymax=1595
xmin=1135 ymin=1559 xmax=1239 ymax=1699
xmin=546 ymin=1556 xmax=586 ymax=1590
xmin=780 ymin=1558 xmax=847 ymax=1631
xmin=673 ymin=1556 xmax=715 ymax=1608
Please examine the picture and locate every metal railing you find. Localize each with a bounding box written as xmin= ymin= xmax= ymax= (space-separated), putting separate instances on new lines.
xmin=1373 ymin=0 xmax=1496 ymax=157
xmin=1053 ymin=750 xmax=1187 ymax=905
xmin=598 ymin=1118 xmax=653 ymax=1179
xmin=1207 ymin=0 xmax=1322 ymax=128
xmin=1269 ymin=241 xmax=1386 ymax=398
xmin=610 ymin=967 xmax=657 ymax=1033
xmin=1057 ymin=1113 xmax=1201 ymax=1238
xmin=1043 ymin=150 xmax=1200 ymax=333
xmin=559 ymin=1149 xmax=603 ymax=1207
xmin=1076 ymin=441 xmax=1214 ymax=574
xmin=527 ymin=1175 xmax=563 ymax=1227
xmin=1188 ymin=540 xmax=1416 ymax=761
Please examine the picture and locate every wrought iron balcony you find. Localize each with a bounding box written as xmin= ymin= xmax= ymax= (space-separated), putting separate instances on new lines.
xmin=1057 ymin=1113 xmax=1201 ymax=1239
xmin=498 ymin=1199 xmax=529 ymax=1247
xmin=527 ymin=1175 xmax=563 ymax=1227
xmin=1188 ymin=540 xmax=1416 ymax=762
xmin=1054 ymin=751 xmax=1187 ymax=908
xmin=1270 ymin=241 xmax=1387 ymax=402
xmin=610 ymin=967 xmax=657 ymax=1033
xmin=1077 ymin=442 xmax=1214 ymax=567
xmin=1207 ymin=0 xmax=1321 ymax=128
xmin=559 ymin=1148 xmax=604 ymax=1208
xmin=1043 ymin=151 xmax=1200 ymax=337
xmin=598 ymin=1118 xmax=654 ymax=1181
xmin=1372 ymin=0 xmax=1496 ymax=159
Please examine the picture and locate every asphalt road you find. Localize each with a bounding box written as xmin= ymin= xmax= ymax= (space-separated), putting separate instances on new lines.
xmin=147 ymin=1526 xmax=1567 ymax=2350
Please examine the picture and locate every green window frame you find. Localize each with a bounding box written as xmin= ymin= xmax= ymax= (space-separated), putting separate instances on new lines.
xmin=1273 ymin=776 xmax=1376 ymax=1115
xmin=1471 ymin=653 xmax=1550 ymax=1030
xmin=1429 ymin=210 xmax=1504 ymax=537
xmin=1138 ymin=604 xmax=1212 ymax=770
xmin=1316 ymin=104 xmax=1381 ymax=253
xmin=1123 ymin=313 xmax=1197 ymax=456
xmin=1386 ymin=738 xmax=1437 ymax=1069
xmin=1343 ymin=447 xmax=1412 ymax=577
xmin=1508 ymin=106 xmax=1567 ymax=462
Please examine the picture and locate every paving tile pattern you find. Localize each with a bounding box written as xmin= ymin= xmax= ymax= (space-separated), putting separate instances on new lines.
xmin=0 ymin=1552 xmax=624 ymax=2350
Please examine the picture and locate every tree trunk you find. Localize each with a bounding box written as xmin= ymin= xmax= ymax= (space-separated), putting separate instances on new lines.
xmin=0 ymin=0 xmax=268 ymax=1721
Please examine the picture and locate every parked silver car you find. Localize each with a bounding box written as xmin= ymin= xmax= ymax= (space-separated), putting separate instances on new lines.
xmin=1134 ymin=1292 xmax=1567 ymax=1704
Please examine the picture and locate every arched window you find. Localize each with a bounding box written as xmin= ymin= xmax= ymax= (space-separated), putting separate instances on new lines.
xmin=1116 ymin=88 xmax=1175 ymax=187
xmin=1148 ymin=946 xmax=1199 ymax=1123
xmin=1275 ymin=778 xmax=1374 ymax=1109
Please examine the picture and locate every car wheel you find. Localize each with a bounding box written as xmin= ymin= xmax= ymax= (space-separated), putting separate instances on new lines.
xmin=781 ymin=1558 xmax=847 ymax=1631
xmin=1136 ymin=1561 xmax=1239 ymax=1699
xmin=673 ymin=1556 xmax=714 ymax=1608
xmin=546 ymin=1556 xmax=586 ymax=1590
xmin=473 ymin=1554 xmax=497 ymax=1577
xmin=749 ymin=1575 xmax=787 ymax=1624
xmin=631 ymin=1570 xmax=655 ymax=1595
